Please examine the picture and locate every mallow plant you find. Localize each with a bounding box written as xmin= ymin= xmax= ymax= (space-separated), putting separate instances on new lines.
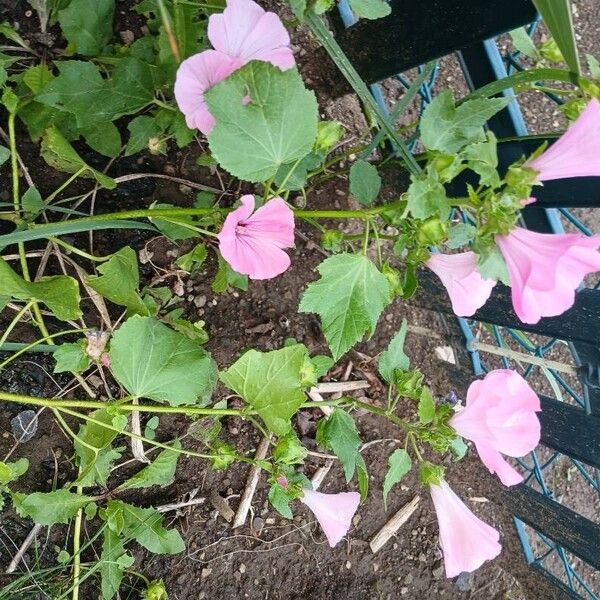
xmin=0 ymin=0 xmax=599 ymax=597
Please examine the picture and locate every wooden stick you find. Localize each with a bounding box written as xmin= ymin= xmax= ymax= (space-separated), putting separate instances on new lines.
xmin=311 ymin=460 xmax=334 ymax=490
xmin=232 ymin=436 xmax=271 ymax=528
xmin=307 ymin=388 xmax=333 ymax=416
xmin=369 ymin=495 xmax=420 ymax=553
xmin=157 ymin=497 xmax=206 ymax=513
xmin=312 ymin=380 xmax=369 ymax=394
xmin=5 ymin=523 xmax=42 ymax=573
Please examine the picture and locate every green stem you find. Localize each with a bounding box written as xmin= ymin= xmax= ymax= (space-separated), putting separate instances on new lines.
xmin=0 ymin=389 xmax=344 ymax=416
xmin=0 ymin=328 xmax=88 ymax=371
xmin=72 ymin=485 xmax=83 ymax=600
xmin=305 ymin=11 xmax=421 ymax=177
xmin=46 ymin=168 xmax=86 ymax=204
xmin=460 ymin=67 xmax=581 ymax=102
xmin=49 ymin=237 xmax=109 ymax=262
xmin=0 ymin=301 xmax=34 ymax=346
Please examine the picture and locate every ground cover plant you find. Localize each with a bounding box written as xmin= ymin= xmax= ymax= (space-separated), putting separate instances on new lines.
xmin=0 ymin=0 xmax=599 ymax=597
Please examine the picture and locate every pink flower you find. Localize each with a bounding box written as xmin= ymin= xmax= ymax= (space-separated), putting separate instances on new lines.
xmin=208 ymin=0 xmax=295 ymax=69
xmin=450 ymin=370 xmax=540 ymax=486
xmin=174 ymin=0 xmax=295 ymax=134
xmin=527 ymin=98 xmax=600 ymax=181
xmin=218 ymin=195 xmax=295 ymax=280
xmin=300 ymin=488 xmax=360 ymax=548
xmin=496 ymin=227 xmax=600 ymax=324
xmin=430 ymin=480 xmax=501 ymax=578
xmin=425 ymin=252 xmax=496 ymax=317
xmin=174 ymin=51 xmax=242 ymax=134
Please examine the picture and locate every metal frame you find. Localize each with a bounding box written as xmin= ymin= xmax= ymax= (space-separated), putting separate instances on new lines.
xmin=334 ymin=2 xmax=600 ymax=597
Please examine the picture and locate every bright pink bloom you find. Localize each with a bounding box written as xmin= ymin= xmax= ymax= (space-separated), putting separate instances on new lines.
xmin=496 ymin=227 xmax=600 ymax=324
xmin=174 ymin=51 xmax=242 ymax=134
xmin=208 ymin=0 xmax=295 ymax=69
xmin=430 ymin=480 xmax=501 ymax=578
xmin=450 ymin=370 xmax=540 ymax=486
xmin=218 ymin=195 xmax=295 ymax=280
xmin=300 ymin=488 xmax=360 ymax=548
xmin=425 ymin=252 xmax=496 ymax=317
xmin=174 ymin=0 xmax=294 ymax=134
xmin=527 ymin=98 xmax=600 ymax=181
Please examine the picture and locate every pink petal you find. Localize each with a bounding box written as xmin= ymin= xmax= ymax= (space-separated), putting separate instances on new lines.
xmin=496 ymin=228 xmax=600 ymax=324
xmin=527 ymin=99 xmax=600 ymax=181
xmin=217 ymin=195 xmax=295 ymax=280
xmin=450 ymin=370 xmax=540 ymax=486
xmin=426 ymin=252 xmax=496 ymax=317
xmin=475 ymin=441 xmax=524 ymax=487
xmin=208 ymin=0 xmax=294 ymax=69
xmin=246 ymin=197 xmax=295 ymax=247
xmin=430 ymin=480 xmax=501 ymax=578
xmin=174 ymin=50 xmax=242 ymax=134
xmin=300 ymin=489 xmax=360 ymax=548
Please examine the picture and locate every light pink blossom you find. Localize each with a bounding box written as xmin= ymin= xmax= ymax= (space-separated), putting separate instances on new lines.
xmin=450 ymin=370 xmax=540 ymax=486
xmin=430 ymin=480 xmax=501 ymax=578
xmin=496 ymin=227 xmax=600 ymax=324
xmin=527 ymin=98 xmax=600 ymax=181
xmin=300 ymin=488 xmax=360 ymax=548
xmin=208 ymin=0 xmax=295 ymax=69
xmin=218 ymin=195 xmax=295 ymax=280
xmin=425 ymin=252 xmax=496 ymax=317
xmin=174 ymin=51 xmax=242 ymax=134
xmin=174 ymin=0 xmax=294 ymax=134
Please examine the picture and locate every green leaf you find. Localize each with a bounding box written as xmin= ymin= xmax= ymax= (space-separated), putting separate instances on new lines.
xmin=0 ymin=144 xmax=10 ymax=166
xmin=533 ymin=0 xmax=580 ymax=73
xmin=268 ymin=483 xmax=294 ymax=518
xmin=476 ymin=244 xmax=509 ymax=285
xmin=22 ymin=64 xmax=53 ymax=94
xmin=273 ymin=433 xmax=308 ymax=465
xmin=420 ymin=90 xmax=511 ymax=154
xmin=175 ymin=243 xmax=207 ymax=273
xmin=349 ymin=159 xmax=381 ymax=206
xmin=417 ymin=387 xmax=435 ymax=424
xmin=125 ymin=115 xmax=160 ymax=156
xmin=119 ymin=441 xmax=181 ymax=490
xmin=509 ymin=27 xmax=540 ymax=60
xmin=378 ymin=319 xmax=409 ymax=384
xmin=406 ymin=167 xmax=450 ymax=220
xmin=21 ymin=186 xmax=44 ymax=218
xmin=0 ymin=458 xmax=28 ymax=484
xmin=348 ymin=0 xmax=391 ymax=20
xmin=587 ymin=54 xmax=600 ymax=80
xmin=316 ymin=409 xmax=361 ymax=482
xmin=449 ymin=436 xmax=469 ymax=461
xmin=382 ymin=449 xmax=412 ymax=510
xmin=212 ymin=254 xmax=248 ymax=293
xmin=109 ymin=315 xmax=218 ymax=406
xmin=299 ymin=254 xmax=391 ymax=360
xmin=86 ymin=247 xmax=149 ymax=316
xmin=37 ymin=59 xmax=154 ymax=129
xmin=419 ymin=461 xmax=444 ymax=486
xmin=220 ymin=344 xmax=309 ymax=436
xmin=100 ymin=528 xmax=129 ymax=600
xmin=74 ymin=408 xmax=122 ymax=487
xmin=41 ymin=126 xmax=116 ymax=189
xmin=206 ymin=61 xmax=318 ymax=182
xmin=82 ymin=121 xmax=122 ymax=158
xmin=53 ymin=342 xmax=91 ymax=374
xmin=0 ymin=257 xmax=81 ymax=321
xmin=14 ymin=490 xmax=95 ymax=525
xmin=58 ymin=0 xmax=115 ymax=56
xmin=446 ymin=223 xmax=476 ymax=249
xmin=311 ymin=355 xmax=334 ymax=379
xmin=111 ymin=500 xmax=185 ymax=554
xmin=462 ymin=132 xmax=500 ymax=188
xmin=356 ymin=454 xmax=369 ymax=502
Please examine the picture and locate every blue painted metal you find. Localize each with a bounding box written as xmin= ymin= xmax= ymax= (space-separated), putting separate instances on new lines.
xmin=335 ymin=4 xmax=599 ymax=597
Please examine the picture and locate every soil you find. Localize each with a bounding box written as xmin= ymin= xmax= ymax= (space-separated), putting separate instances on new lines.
xmin=0 ymin=0 xmax=598 ymax=599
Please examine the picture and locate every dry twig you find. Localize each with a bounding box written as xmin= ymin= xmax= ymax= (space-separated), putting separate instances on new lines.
xmin=369 ymin=495 xmax=421 ymax=553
